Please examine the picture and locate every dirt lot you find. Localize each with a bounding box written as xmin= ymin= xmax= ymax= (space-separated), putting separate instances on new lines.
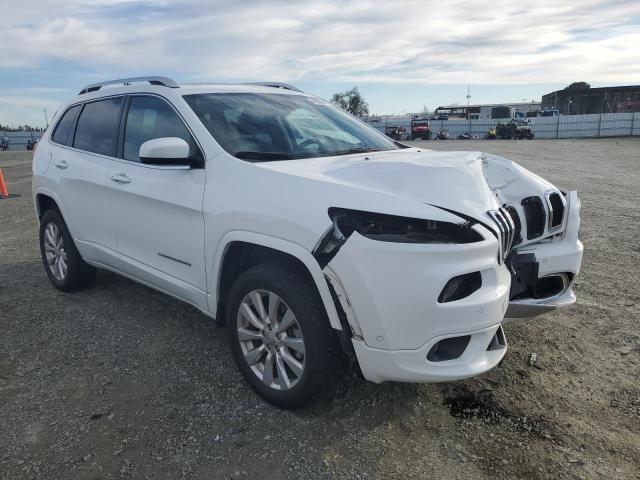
xmin=1 ymin=139 xmax=639 ymax=480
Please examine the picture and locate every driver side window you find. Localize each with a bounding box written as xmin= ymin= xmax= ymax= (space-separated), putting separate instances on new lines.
xmin=123 ymin=96 xmax=200 ymax=162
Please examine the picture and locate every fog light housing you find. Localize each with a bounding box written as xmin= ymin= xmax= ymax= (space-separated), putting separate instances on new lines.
xmin=438 ymin=272 xmax=482 ymax=303
xmin=533 ymin=273 xmax=569 ymax=299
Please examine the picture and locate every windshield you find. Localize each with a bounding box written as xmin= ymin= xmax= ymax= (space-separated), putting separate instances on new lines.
xmin=183 ymin=93 xmax=399 ymax=161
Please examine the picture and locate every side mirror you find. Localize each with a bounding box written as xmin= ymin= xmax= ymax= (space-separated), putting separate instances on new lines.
xmin=139 ymin=137 xmax=193 ymax=166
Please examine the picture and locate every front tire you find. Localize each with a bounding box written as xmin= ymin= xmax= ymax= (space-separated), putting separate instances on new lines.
xmin=39 ymin=209 xmax=96 ymax=292
xmin=226 ymin=264 xmax=341 ymax=409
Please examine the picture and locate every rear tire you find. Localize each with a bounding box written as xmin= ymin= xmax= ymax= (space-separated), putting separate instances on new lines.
xmin=39 ymin=209 xmax=96 ymax=292
xmin=226 ymin=263 xmax=342 ymax=409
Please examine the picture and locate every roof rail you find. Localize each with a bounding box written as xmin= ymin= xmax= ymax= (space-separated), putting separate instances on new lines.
xmin=78 ymin=76 xmax=179 ymax=95
xmin=243 ymin=82 xmax=302 ymax=93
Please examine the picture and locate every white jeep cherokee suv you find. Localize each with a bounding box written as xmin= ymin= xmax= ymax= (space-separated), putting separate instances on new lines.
xmin=32 ymin=77 xmax=583 ymax=408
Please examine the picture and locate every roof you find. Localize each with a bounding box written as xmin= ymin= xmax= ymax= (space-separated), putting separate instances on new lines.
xmin=543 ymin=85 xmax=640 ymax=96
xmin=436 ymin=102 xmax=541 ymax=109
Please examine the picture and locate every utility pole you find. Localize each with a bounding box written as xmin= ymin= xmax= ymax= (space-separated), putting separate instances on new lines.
xmin=466 ymin=85 xmax=471 ymax=132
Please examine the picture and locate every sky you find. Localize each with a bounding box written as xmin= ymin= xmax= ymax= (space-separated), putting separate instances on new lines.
xmin=1 ymin=0 xmax=640 ymax=127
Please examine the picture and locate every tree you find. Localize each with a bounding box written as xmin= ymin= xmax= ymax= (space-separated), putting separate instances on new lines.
xmin=330 ymin=87 xmax=369 ymax=117
xmin=565 ymin=82 xmax=590 ymax=91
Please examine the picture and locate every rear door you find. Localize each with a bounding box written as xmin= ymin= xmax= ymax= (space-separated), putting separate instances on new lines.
xmin=49 ymin=97 xmax=124 ymax=261
xmin=103 ymin=94 xmax=207 ymax=305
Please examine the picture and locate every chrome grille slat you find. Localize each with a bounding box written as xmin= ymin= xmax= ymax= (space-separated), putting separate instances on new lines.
xmin=496 ymin=211 xmax=508 ymax=256
xmin=545 ymin=191 xmax=566 ymax=231
xmin=500 ymin=207 xmax=515 ymax=252
xmin=488 ymin=207 xmax=517 ymax=264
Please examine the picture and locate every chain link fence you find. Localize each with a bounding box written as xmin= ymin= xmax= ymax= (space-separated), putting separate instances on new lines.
xmin=367 ymin=112 xmax=639 ymax=139
xmin=0 ymin=132 xmax=44 ymax=151
xmin=2 ymin=112 xmax=638 ymax=150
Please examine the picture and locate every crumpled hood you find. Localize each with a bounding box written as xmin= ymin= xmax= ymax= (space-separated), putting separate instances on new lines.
xmin=258 ymin=148 xmax=501 ymax=222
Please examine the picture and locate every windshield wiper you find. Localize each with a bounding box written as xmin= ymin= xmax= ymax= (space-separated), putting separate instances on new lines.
xmin=235 ymin=151 xmax=298 ymax=161
xmin=330 ymin=147 xmax=383 ymax=156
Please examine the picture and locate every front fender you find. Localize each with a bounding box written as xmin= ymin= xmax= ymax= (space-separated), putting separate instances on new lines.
xmin=209 ymin=231 xmax=342 ymax=330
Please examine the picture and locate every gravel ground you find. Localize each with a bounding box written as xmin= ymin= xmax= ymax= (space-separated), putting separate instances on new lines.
xmin=1 ymin=139 xmax=639 ymax=480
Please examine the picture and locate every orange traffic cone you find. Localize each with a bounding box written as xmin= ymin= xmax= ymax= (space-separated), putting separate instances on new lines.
xmin=0 ymin=168 xmax=9 ymax=198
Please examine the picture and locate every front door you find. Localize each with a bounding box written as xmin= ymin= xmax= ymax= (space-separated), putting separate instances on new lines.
xmin=104 ymin=95 xmax=207 ymax=307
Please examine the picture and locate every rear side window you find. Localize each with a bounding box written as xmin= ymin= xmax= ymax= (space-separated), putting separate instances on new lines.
xmin=123 ymin=96 xmax=199 ymax=162
xmin=73 ymin=97 xmax=124 ymax=156
xmin=51 ymin=105 xmax=81 ymax=145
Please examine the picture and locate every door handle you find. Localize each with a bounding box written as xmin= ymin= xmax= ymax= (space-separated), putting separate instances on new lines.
xmin=54 ymin=160 xmax=69 ymax=169
xmin=110 ymin=173 xmax=131 ymax=184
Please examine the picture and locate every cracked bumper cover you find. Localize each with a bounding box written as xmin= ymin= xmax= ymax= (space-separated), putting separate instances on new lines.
xmin=352 ymin=324 xmax=506 ymax=383
xmin=324 ymin=225 xmax=510 ymax=383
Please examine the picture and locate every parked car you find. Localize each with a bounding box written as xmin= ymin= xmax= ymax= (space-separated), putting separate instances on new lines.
xmin=33 ymin=77 xmax=583 ymax=408
xmin=435 ymin=129 xmax=449 ymax=140
xmin=410 ymin=119 xmax=431 ymax=140
xmin=384 ymin=126 xmax=407 ymax=141
xmin=496 ymin=121 xmax=535 ymax=140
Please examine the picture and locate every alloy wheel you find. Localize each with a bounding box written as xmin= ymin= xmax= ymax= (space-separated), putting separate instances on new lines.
xmin=43 ymin=222 xmax=67 ymax=281
xmin=236 ymin=290 xmax=306 ymax=390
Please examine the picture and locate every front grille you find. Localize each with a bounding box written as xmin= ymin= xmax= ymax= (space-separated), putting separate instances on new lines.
xmin=488 ymin=207 xmax=515 ymax=264
xmin=546 ymin=192 xmax=565 ymax=230
xmin=521 ymin=196 xmax=546 ymax=239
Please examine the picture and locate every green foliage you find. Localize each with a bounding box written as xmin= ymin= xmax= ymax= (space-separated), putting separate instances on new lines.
xmin=330 ymin=87 xmax=369 ymax=117
xmin=564 ymin=82 xmax=591 ymax=91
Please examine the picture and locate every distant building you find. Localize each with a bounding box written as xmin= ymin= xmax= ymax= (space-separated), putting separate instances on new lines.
xmin=541 ymin=85 xmax=640 ymax=115
xmin=434 ymin=102 xmax=541 ymax=120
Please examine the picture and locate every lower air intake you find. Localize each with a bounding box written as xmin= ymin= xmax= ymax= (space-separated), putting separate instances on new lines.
xmin=487 ymin=326 xmax=506 ymax=351
xmin=427 ymin=335 xmax=471 ymax=362
xmin=533 ymin=273 xmax=569 ymax=299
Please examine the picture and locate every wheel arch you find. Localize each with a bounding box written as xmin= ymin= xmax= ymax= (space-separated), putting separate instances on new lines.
xmin=35 ymin=191 xmax=60 ymax=219
xmin=211 ymin=232 xmax=342 ymax=331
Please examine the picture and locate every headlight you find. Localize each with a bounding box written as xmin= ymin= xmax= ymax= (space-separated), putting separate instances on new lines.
xmin=329 ymin=208 xmax=483 ymax=244
xmin=313 ymin=208 xmax=483 ymax=267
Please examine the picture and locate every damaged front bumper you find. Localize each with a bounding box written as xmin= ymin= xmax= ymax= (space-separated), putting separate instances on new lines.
xmin=315 ymin=190 xmax=581 ymax=384
xmin=323 ymin=224 xmax=511 ymax=384
xmin=352 ymin=323 xmax=506 ymax=383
